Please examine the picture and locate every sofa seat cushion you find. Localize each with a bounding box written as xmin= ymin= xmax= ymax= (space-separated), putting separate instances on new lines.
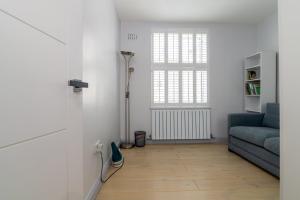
xmin=264 ymin=137 xmax=280 ymax=155
xmin=229 ymin=126 xmax=279 ymax=147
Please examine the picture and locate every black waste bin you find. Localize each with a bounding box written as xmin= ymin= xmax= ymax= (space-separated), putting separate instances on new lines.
xmin=135 ymin=131 xmax=146 ymax=147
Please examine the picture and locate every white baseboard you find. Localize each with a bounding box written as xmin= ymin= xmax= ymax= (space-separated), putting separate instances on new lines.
xmin=84 ymin=157 xmax=111 ymax=200
xmin=214 ymin=137 xmax=228 ymax=144
xmin=84 ymin=140 xmax=120 ymax=200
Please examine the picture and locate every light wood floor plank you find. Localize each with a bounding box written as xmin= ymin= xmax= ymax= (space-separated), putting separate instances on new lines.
xmin=96 ymin=144 xmax=279 ymax=200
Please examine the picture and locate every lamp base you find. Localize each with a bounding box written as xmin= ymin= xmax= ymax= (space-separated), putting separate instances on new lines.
xmin=120 ymin=143 xmax=134 ymax=149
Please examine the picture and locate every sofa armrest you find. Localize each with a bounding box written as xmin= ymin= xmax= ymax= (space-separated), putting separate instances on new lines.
xmin=228 ymin=113 xmax=265 ymax=130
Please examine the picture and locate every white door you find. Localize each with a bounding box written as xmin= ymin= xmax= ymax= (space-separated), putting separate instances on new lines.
xmin=0 ymin=1 xmax=83 ymax=199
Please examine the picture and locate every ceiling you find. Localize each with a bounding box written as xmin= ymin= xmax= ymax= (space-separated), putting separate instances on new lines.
xmin=114 ymin=0 xmax=277 ymax=24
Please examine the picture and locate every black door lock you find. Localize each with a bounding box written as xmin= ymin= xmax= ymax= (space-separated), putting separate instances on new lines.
xmin=68 ymin=79 xmax=88 ymax=92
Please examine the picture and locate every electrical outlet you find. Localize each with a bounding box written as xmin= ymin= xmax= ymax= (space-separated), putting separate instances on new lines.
xmin=95 ymin=140 xmax=104 ymax=153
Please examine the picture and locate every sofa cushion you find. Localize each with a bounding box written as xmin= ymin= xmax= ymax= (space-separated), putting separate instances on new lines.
xmin=230 ymin=136 xmax=279 ymax=167
xmin=262 ymin=103 xmax=280 ymax=129
xmin=264 ymin=137 xmax=280 ymax=155
xmin=229 ymin=126 xmax=279 ymax=147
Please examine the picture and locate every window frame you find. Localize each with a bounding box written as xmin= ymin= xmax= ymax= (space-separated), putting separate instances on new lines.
xmin=151 ymin=28 xmax=210 ymax=108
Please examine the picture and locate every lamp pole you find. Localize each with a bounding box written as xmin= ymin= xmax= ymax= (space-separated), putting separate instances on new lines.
xmin=120 ymin=51 xmax=135 ymax=149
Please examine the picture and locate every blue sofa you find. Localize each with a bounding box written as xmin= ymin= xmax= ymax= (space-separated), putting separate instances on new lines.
xmin=228 ymin=103 xmax=280 ymax=177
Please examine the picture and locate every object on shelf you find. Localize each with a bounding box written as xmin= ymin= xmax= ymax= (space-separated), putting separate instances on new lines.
xmin=246 ymin=82 xmax=261 ymax=95
xmin=247 ymin=71 xmax=257 ymax=80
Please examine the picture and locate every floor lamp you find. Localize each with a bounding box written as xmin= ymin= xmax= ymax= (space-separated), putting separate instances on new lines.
xmin=120 ymin=51 xmax=135 ymax=149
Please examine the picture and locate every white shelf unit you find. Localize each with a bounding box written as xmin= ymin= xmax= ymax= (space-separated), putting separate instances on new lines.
xmin=244 ymin=51 xmax=276 ymax=113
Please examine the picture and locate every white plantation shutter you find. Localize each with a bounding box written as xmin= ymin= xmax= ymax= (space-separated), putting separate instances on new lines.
xmin=196 ymin=33 xmax=208 ymax=64
xmin=182 ymin=71 xmax=194 ymax=103
xmin=182 ymin=33 xmax=193 ymax=63
xmin=168 ymin=33 xmax=179 ymax=63
xmin=153 ymin=71 xmax=165 ymax=103
xmin=168 ymin=71 xmax=179 ymax=103
xmin=151 ymin=30 xmax=208 ymax=107
xmin=196 ymin=71 xmax=208 ymax=103
xmin=153 ymin=33 xmax=165 ymax=63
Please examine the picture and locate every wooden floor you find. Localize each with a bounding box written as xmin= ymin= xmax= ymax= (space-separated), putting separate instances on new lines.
xmin=97 ymin=144 xmax=279 ymax=200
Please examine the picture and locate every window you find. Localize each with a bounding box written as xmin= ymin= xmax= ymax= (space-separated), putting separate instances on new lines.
xmin=152 ymin=30 xmax=208 ymax=107
xmin=153 ymin=70 xmax=165 ymax=104
xmin=196 ymin=71 xmax=208 ymax=103
xmin=182 ymin=33 xmax=193 ymax=63
xmin=168 ymin=71 xmax=179 ymax=103
xmin=168 ymin=33 xmax=179 ymax=63
xmin=196 ymin=33 xmax=207 ymax=64
xmin=153 ymin=33 xmax=165 ymax=63
xmin=182 ymin=71 xmax=194 ymax=103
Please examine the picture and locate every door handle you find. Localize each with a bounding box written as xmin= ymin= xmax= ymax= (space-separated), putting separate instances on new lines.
xmin=68 ymin=79 xmax=88 ymax=92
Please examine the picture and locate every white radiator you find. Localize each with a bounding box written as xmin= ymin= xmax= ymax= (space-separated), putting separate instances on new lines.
xmin=151 ymin=109 xmax=211 ymax=140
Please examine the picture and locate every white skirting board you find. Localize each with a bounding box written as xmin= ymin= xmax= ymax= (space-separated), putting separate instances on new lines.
xmin=84 ymin=141 xmax=120 ymax=200
xmin=84 ymin=157 xmax=111 ymax=200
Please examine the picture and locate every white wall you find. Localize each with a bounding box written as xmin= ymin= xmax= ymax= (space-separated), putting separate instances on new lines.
xmin=257 ymin=12 xmax=279 ymax=102
xmin=257 ymin=13 xmax=279 ymax=52
xmin=83 ymin=0 xmax=120 ymax=197
xmin=279 ymin=0 xmax=300 ymax=199
xmin=120 ymin=22 xmax=257 ymax=141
